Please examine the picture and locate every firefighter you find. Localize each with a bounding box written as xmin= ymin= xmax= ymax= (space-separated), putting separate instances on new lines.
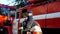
xmin=19 ymin=10 xmax=42 ymax=34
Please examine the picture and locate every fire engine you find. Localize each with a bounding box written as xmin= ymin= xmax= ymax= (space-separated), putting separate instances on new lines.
xmin=18 ymin=0 xmax=60 ymax=34
xmin=0 ymin=0 xmax=60 ymax=34
xmin=19 ymin=0 xmax=60 ymax=28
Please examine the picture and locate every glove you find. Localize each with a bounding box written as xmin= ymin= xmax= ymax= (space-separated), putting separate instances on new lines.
xmin=19 ymin=27 xmax=23 ymax=30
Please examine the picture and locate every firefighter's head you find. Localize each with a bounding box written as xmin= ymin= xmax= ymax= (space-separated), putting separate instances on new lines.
xmin=27 ymin=11 xmax=33 ymax=21
xmin=27 ymin=11 xmax=33 ymax=16
xmin=22 ymin=8 xmax=33 ymax=21
xmin=22 ymin=8 xmax=27 ymax=18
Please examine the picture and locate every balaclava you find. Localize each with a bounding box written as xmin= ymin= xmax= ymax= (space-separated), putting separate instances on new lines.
xmin=27 ymin=11 xmax=33 ymax=21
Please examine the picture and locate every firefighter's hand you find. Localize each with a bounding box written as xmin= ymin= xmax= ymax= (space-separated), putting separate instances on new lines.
xmin=27 ymin=32 xmax=31 ymax=34
xmin=19 ymin=27 xmax=23 ymax=30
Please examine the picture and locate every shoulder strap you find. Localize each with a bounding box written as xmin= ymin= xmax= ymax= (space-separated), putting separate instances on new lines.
xmin=26 ymin=21 xmax=39 ymax=29
xmin=31 ymin=21 xmax=39 ymax=28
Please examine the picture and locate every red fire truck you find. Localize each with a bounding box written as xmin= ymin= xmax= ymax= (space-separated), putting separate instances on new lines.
xmin=19 ymin=0 xmax=60 ymax=28
xmin=18 ymin=0 xmax=60 ymax=34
